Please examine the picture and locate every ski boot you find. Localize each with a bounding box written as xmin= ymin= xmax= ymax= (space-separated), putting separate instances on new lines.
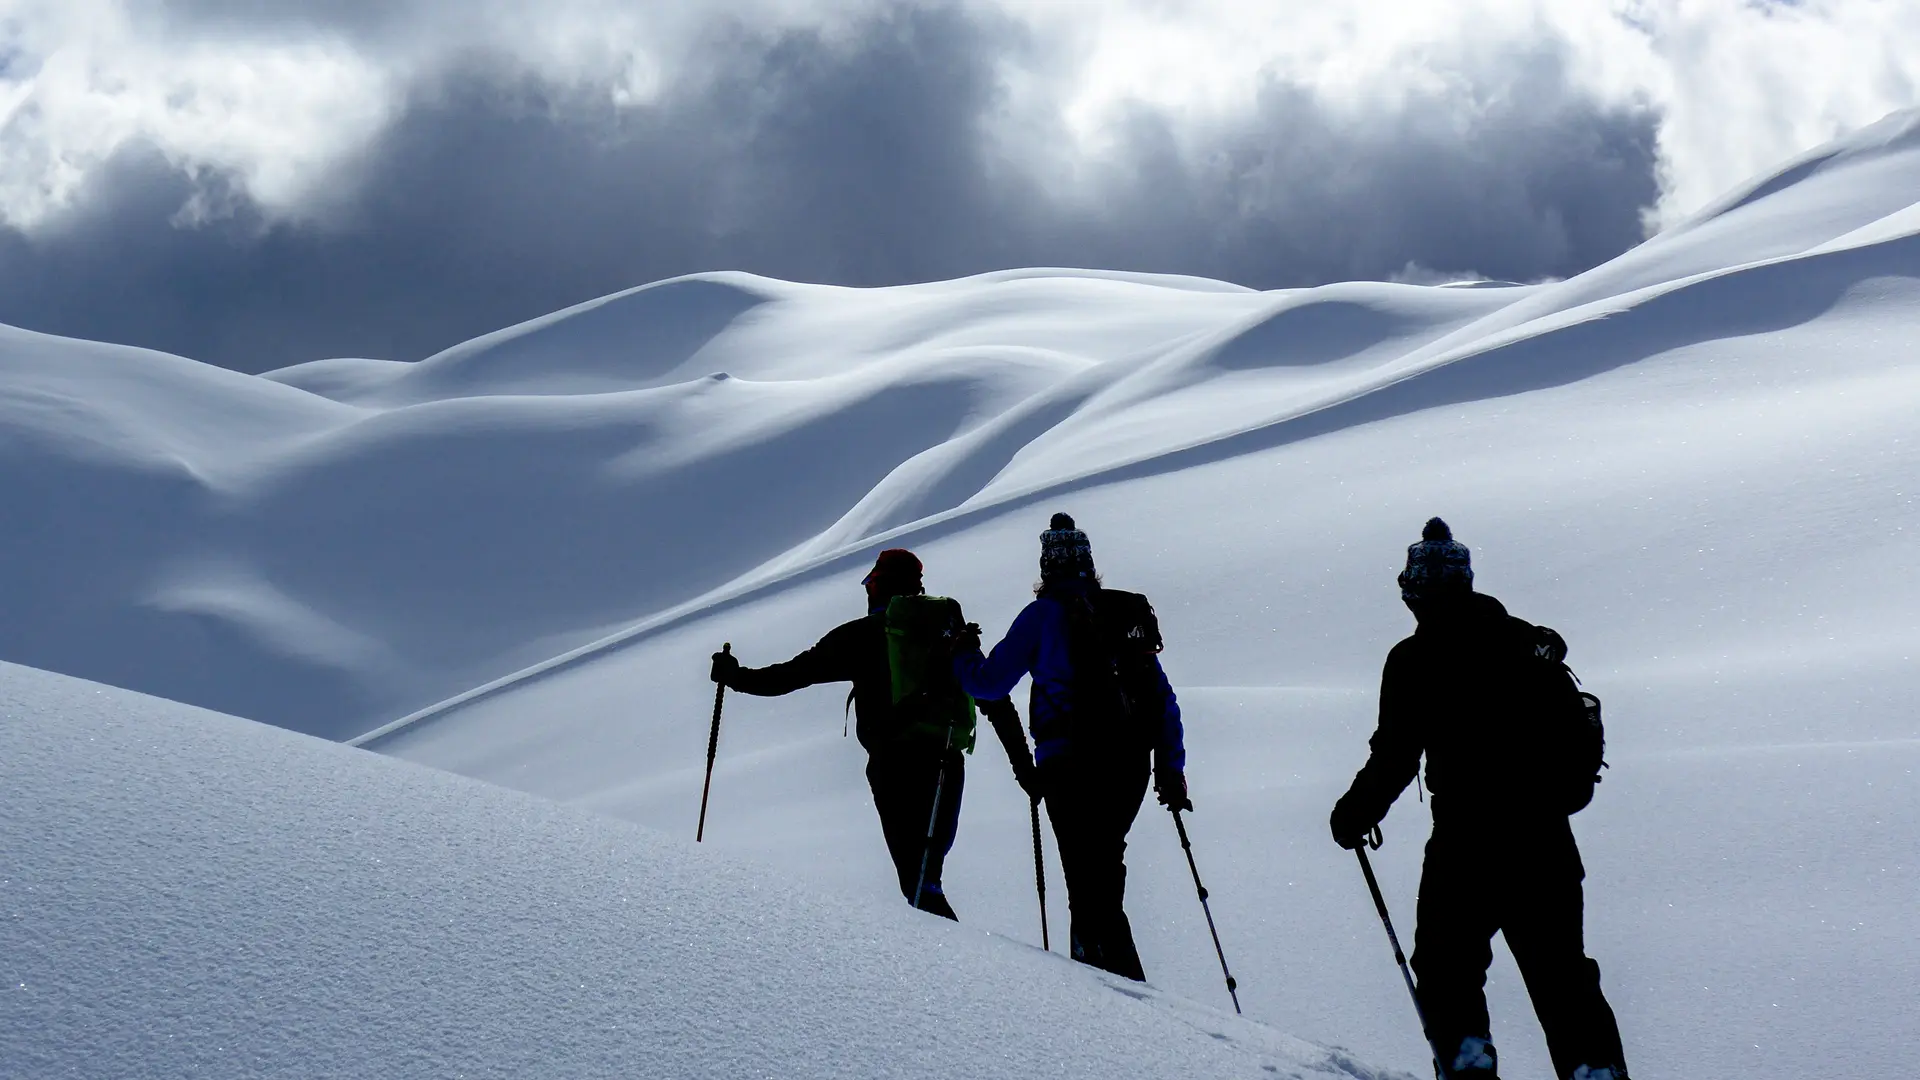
xmin=1445 ymin=1036 xmax=1497 ymax=1077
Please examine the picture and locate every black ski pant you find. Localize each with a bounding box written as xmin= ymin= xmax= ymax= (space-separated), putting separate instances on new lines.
xmin=1039 ymin=748 xmax=1151 ymax=981
xmin=866 ymin=745 xmax=965 ymax=920
xmin=1412 ymin=819 xmax=1627 ymax=1078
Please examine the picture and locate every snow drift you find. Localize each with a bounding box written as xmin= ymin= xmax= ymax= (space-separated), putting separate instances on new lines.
xmin=0 ymin=660 xmax=1402 ymax=1080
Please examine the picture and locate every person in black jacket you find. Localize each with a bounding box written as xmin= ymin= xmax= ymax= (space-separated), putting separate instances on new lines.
xmin=1330 ymin=519 xmax=1629 ymax=1080
xmin=709 ymin=548 xmax=1032 ymax=921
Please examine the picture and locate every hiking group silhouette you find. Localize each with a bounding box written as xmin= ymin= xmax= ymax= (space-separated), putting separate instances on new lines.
xmin=708 ymin=512 xmax=1628 ymax=1080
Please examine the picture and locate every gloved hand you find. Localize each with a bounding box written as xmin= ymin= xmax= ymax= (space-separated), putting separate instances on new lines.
xmin=954 ymin=621 xmax=983 ymax=654
xmin=981 ymin=698 xmax=1042 ymax=799
xmin=1328 ymin=795 xmax=1375 ymax=850
xmin=710 ymin=649 xmax=740 ymax=687
xmin=1010 ymin=756 xmax=1046 ymax=802
xmin=1155 ymin=768 xmax=1193 ymax=812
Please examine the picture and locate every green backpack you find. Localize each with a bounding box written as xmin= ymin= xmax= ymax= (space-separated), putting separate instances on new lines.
xmin=884 ymin=594 xmax=977 ymax=752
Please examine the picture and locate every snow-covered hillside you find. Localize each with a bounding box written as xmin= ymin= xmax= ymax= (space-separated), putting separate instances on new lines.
xmin=356 ymin=112 xmax=1920 ymax=1080
xmin=3 ymin=107 xmax=1919 ymax=1080
xmin=2 ymin=113 xmax=1913 ymax=742
xmin=0 ymin=660 xmax=1401 ymax=1079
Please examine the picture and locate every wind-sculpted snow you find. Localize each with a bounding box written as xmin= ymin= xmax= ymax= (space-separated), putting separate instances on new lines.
xmin=1 ymin=108 xmax=1918 ymax=1080
xmin=0 ymin=660 xmax=1410 ymax=1080
xmin=363 ymin=116 xmax=1920 ymax=1080
xmin=6 ymin=117 xmax=1920 ymax=740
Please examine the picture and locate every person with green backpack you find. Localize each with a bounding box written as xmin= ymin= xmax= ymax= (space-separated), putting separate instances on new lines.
xmin=709 ymin=548 xmax=1034 ymax=920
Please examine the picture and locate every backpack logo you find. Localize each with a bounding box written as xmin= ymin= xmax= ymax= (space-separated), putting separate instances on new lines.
xmin=1528 ymin=624 xmax=1607 ymax=814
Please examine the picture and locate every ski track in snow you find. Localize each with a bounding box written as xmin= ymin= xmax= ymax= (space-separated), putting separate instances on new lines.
xmin=4 ymin=112 xmax=1920 ymax=1079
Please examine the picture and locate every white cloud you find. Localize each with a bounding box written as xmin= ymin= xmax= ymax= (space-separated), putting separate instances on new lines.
xmin=1 ymin=1 xmax=1915 ymax=235
xmin=1630 ymin=0 xmax=1920 ymax=224
xmin=0 ymin=1 xmax=395 ymax=227
xmin=1007 ymin=0 xmax=1920 ymax=229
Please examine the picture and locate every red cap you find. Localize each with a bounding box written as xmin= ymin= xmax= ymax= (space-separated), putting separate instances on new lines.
xmin=862 ymin=548 xmax=923 ymax=587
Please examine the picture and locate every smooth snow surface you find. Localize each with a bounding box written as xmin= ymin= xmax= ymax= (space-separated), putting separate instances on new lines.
xmin=4 ymin=114 xmax=1918 ymax=743
xmin=0 ymin=661 xmax=1402 ymax=1080
xmin=361 ymin=114 xmax=1920 ymax=1080
xmin=3 ymin=112 xmax=1920 ymax=1080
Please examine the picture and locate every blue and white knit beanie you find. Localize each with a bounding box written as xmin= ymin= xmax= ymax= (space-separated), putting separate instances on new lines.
xmin=1398 ymin=517 xmax=1473 ymax=601
xmin=1040 ymin=513 xmax=1096 ymax=584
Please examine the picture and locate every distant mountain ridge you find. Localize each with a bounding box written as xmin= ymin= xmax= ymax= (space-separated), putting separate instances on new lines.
xmin=1 ymin=110 xmax=1916 ymax=740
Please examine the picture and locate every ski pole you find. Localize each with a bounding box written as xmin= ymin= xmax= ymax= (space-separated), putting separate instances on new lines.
xmin=912 ymin=722 xmax=958 ymax=910
xmin=1170 ymin=808 xmax=1241 ymax=1014
xmin=1355 ymin=828 xmax=1450 ymax=1079
xmin=695 ymin=643 xmax=730 ymax=843
xmin=1031 ymin=796 xmax=1050 ymax=951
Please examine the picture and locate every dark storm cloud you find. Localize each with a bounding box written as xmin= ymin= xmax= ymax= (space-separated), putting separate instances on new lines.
xmin=1079 ymin=43 xmax=1661 ymax=287
xmin=118 ymin=0 xmax=429 ymax=43
xmin=0 ymin=4 xmax=1660 ymax=373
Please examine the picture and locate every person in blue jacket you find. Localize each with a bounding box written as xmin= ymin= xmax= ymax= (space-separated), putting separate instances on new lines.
xmin=953 ymin=513 xmax=1187 ymax=980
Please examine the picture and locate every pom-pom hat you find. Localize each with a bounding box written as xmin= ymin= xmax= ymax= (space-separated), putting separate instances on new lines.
xmin=1039 ymin=513 xmax=1096 ymax=584
xmin=1398 ymin=517 xmax=1473 ymax=601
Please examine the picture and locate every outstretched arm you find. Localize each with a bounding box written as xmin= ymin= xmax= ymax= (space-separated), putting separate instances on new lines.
xmin=1330 ymin=648 xmax=1424 ymax=846
xmin=723 ymin=624 xmax=858 ymax=697
xmin=953 ymin=602 xmax=1045 ymax=701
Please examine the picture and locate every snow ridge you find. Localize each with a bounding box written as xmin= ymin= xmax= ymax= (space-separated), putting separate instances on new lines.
xmin=8 ymin=114 xmax=1918 ymax=740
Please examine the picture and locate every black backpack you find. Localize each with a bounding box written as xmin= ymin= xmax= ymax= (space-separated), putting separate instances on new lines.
xmin=1060 ymin=589 xmax=1167 ymax=749
xmin=1525 ymin=625 xmax=1607 ymax=814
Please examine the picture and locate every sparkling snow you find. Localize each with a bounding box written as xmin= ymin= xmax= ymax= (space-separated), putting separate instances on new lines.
xmin=0 ymin=661 xmax=1401 ymax=1080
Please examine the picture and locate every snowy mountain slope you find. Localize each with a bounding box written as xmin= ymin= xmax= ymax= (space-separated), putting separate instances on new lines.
xmin=359 ymin=117 xmax=1920 ymax=1080
xmin=367 ymin=303 xmax=1920 ymax=1080
xmin=0 ymin=660 xmax=1405 ymax=1080
xmin=6 ymin=113 xmax=1918 ymax=742
xmin=2 ymin=108 xmax=1917 ymax=1080
xmin=3 ymin=265 xmax=1312 ymax=737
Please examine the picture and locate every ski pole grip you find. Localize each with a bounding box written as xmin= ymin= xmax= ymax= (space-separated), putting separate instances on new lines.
xmin=697 ymin=643 xmax=732 ymax=844
xmin=707 ymin=644 xmax=730 ymax=759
